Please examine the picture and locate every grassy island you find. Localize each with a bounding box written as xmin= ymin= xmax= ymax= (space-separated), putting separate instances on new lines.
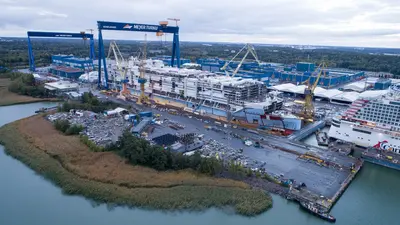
xmin=0 ymin=115 xmax=272 ymax=216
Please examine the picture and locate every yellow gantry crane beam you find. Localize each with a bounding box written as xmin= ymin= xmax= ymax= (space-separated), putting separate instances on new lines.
xmin=138 ymin=34 xmax=149 ymax=105
xmin=302 ymin=62 xmax=327 ymax=122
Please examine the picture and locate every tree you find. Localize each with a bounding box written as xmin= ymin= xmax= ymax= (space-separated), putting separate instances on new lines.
xmin=111 ymin=131 xmax=223 ymax=175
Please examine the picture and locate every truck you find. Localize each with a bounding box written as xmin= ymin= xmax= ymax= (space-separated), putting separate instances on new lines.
xmin=244 ymin=140 xmax=252 ymax=146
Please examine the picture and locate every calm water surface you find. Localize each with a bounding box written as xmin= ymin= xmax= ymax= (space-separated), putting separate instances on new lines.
xmin=0 ymin=102 xmax=399 ymax=225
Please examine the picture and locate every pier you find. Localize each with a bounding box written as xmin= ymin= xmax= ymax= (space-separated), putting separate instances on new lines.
xmin=289 ymin=158 xmax=363 ymax=212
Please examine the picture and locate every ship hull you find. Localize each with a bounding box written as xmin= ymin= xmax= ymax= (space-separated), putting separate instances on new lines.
xmin=328 ymin=119 xmax=400 ymax=154
xmin=299 ymin=202 xmax=336 ymax=223
xmin=361 ymin=154 xmax=400 ymax=171
xmin=260 ymin=117 xmax=302 ymax=131
xmin=128 ymin=88 xmax=302 ymax=131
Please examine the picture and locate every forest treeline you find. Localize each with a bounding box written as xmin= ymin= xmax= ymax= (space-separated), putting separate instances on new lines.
xmin=1 ymin=38 xmax=399 ymax=76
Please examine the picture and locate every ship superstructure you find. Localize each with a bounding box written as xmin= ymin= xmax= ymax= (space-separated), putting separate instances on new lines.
xmin=111 ymin=57 xmax=302 ymax=132
xmin=329 ymin=84 xmax=400 ymax=153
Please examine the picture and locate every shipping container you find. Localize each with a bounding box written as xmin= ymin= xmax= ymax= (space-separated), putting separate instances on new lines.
xmin=139 ymin=111 xmax=153 ymax=118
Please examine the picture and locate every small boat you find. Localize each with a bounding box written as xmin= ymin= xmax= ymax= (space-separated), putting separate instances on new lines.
xmin=300 ymin=201 xmax=336 ymax=223
xmin=35 ymin=106 xmax=58 ymax=113
xmin=35 ymin=107 xmax=46 ymax=113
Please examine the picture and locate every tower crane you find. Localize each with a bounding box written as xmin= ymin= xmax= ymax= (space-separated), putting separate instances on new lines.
xmin=301 ymin=62 xmax=327 ymax=122
xmin=221 ymin=43 xmax=260 ymax=77
xmin=167 ymin=18 xmax=180 ymax=26
xmin=86 ymin=28 xmax=95 ymax=34
xmin=138 ymin=34 xmax=149 ymax=105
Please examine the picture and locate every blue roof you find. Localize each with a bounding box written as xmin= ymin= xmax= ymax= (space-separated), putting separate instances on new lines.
xmin=132 ymin=118 xmax=151 ymax=133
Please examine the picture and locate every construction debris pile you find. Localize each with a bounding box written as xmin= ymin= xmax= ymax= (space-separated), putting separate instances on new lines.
xmin=198 ymin=139 xmax=266 ymax=169
xmin=47 ymin=111 xmax=131 ymax=146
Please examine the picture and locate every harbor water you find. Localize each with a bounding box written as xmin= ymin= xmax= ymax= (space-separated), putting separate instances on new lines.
xmin=301 ymin=126 xmax=330 ymax=149
xmin=1 ymin=102 xmax=400 ymax=225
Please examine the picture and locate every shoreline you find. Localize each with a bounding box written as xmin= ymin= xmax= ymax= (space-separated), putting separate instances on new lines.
xmin=0 ymin=98 xmax=61 ymax=107
xmin=0 ymin=115 xmax=273 ymax=216
xmin=0 ymin=78 xmax=60 ymax=107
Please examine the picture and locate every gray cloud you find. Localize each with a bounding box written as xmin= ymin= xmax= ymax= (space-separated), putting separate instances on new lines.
xmin=1 ymin=0 xmax=400 ymax=47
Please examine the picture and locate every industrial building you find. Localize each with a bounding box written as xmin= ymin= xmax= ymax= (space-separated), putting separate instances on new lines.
xmin=270 ymin=82 xmax=389 ymax=105
xmin=374 ymin=79 xmax=392 ymax=90
xmin=49 ymin=55 xmax=94 ymax=79
xmin=49 ymin=66 xmax=84 ymax=79
xmin=44 ymin=81 xmax=79 ymax=95
xmin=132 ymin=118 xmax=152 ymax=134
xmin=197 ymin=59 xmax=365 ymax=88
xmin=52 ymin=55 xmax=94 ymax=70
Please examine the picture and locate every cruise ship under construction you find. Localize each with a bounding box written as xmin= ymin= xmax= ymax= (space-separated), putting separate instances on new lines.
xmin=95 ymin=57 xmax=302 ymax=134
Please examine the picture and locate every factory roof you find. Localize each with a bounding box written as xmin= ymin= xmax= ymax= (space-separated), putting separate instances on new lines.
xmin=182 ymin=63 xmax=200 ymax=66
xmin=52 ymin=54 xmax=92 ymax=62
xmin=270 ymin=83 xmax=297 ymax=92
xmin=331 ymin=92 xmax=360 ymax=103
xmin=315 ymin=89 xmax=343 ymax=99
xmin=132 ymin=118 xmax=151 ymax=133
xmin=391 ymin=79 xmax=400 ymax=84
xmin=358 ymin=90 xmax=389 ymax=99
xmin=270 ymin=83 xmax=326 ymax=94
xmin=364 ymin=77 xmax=380 ymax=83
xmin=343 ymin=81 xmax=369 ymax=92
xmin=44 ymin=81 xmax=79 ymax=90
xmin=270 ymin=83 xmax=358 ymax=100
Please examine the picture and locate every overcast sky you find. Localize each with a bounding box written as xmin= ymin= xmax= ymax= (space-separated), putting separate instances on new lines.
xmin=1 ymin=0 xmax=400 ymax=47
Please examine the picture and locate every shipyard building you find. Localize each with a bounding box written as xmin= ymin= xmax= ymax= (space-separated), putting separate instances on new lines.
xmin=197 ymin=59 xmax=365 ymax=88
xmin=49 ymin=54 xmax=94 ymax=79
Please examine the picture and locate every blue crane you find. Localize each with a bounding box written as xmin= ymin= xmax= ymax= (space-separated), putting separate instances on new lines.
xmin=97 ymin=21 xmax=180 ymax=89
xmin=27 ymin=31 xmax=95 ymax=72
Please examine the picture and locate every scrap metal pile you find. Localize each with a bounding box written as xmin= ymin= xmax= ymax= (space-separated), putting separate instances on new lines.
xmin=197 ymin=139 xmax=266 ymax=169
xmin=47 ymin=111 xmax=131 ymax=146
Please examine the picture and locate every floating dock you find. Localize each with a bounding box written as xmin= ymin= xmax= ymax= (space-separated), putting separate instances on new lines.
xmin=362 ymin=148 xmax=400 ymax=170
xmin=316 ymin=131 xmax=329 ymax=146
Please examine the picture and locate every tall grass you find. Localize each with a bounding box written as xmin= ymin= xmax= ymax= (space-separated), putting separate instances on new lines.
xmin=0 ymin=120 xmax=272 ymax=216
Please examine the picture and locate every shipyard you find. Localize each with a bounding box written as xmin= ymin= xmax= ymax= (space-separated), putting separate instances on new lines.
xmin=1 ymin=14 xmax=400 ymax=224
xmin=21 ymin=20 xmax=370 ymax=220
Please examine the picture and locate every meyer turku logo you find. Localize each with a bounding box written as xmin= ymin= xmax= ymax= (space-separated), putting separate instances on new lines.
xmin=123 ymin=24 xmax=133 ymax=29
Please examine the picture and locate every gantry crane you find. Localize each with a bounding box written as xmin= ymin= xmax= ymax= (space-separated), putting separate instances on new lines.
xmin=301 ymin=62 xmax=327 ymax=122
xmin=221 ymin=43 xmax=260 ymax=77
xmin=106 ymin=41 xmax=130 ymax=94
xmin=97 ymin=20 xmax=180 ymax=89
xmin=137 ymin=34 xmax=149 ymax=105
xmin=27 ymin=31 xmax=95 ymax=72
